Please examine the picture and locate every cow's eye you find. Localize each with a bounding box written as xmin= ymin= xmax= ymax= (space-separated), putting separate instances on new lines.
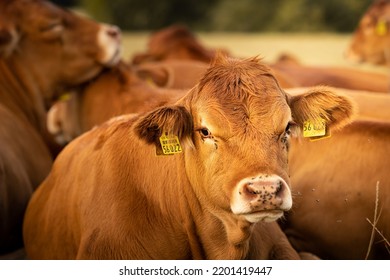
xmin=285 ymin=121 xmax=297 ymax=135
xmin=285 ymin=122 xmax=292 ymax=135
xmin=199 ymin=128 xmax=212 ymax=138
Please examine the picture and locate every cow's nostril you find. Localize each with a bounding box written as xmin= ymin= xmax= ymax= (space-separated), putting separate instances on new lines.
xmin=242 ymin=183 xmax=259 ymax=199
xmin=240 ymin=179 xmax=286 ymax=202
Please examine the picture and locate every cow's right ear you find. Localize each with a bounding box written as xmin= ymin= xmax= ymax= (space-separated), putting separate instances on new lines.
xmin=289 ymin=86 xmax=356 ymax=133
xmin=0 ymin=25 xmax=19 ymax=57
xmin=134 ymin=105 xmax=194 ymax=147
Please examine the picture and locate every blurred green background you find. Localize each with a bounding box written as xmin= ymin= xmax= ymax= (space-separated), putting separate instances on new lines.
xmin=53 ymin=0 xmax=372 ymax=32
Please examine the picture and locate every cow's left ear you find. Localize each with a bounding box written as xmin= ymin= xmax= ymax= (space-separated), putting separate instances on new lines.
xmin=289 ymin=86 xmax=356 ymax=132
xmin=134 ymin=105 xmax=194 ymax=146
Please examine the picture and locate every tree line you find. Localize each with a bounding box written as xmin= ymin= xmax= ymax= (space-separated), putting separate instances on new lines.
xmin=53 ymin=0 xmax=373 ymax=32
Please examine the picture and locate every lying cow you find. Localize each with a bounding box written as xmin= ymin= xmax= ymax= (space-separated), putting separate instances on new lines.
xmin=345 ymin=0 xmax=390 ymax=66
xmin=271 ymin=55 xmax=389 ymax=92
xmin=134 ymin=60 xmax=209 ymax=89
xmin=23 ymin=55 xmax=354 ymax=259
xmin=0 ymin=0 xmax=121 ymax=255
xmin=131 ymin=24 xmax=229 ymax=65
xmin=47 ymin=61 xmax=186 ymax=145
xmin=282 ymin=119 xmax=390 ymax=259
xmin=132 ymin=24 xmax=389 ymax=92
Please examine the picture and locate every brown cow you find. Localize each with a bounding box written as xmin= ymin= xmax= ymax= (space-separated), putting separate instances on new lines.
xmin=134 ymin=60 xmax=209 ymax=89
xmin=282 ymin=119 xmax=390 ymax=259
xmin=271 ymin=57 xmax=389 ymax=92
xmin=132 ymin=24 xmax=389 ymax=91
xmin=345 ymin=0 xmax=390 ymax=66
xmin=131 ymin=24 xmax=229 ymax=65
xmin=23 ymin=55 xmax=354 ymax=260
xmin=47 ymin=61 xmax=185 ymax=145
xmin=0 ymin=0 xmax=121 ymax=255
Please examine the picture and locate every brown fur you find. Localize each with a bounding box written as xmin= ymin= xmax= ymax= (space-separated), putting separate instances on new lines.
xmin=0 ymin=0 xmax=120 ymax=255
xmin=287 ymin=87 xmax=390 ymax=121
xmin=283 ymin=120 xmax=390 ymax=259
xmin=134 ymin=60 xmax=209 ymax=89
xmin=23 ymin=55 xmax=354 ymax=259
xmin=271 ymin=60 xmax=389 ymax=92
xmin=47 ymin=61 xmax=186 ymax=144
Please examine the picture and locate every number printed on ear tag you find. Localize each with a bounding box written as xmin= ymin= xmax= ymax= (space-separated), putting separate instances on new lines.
xmin=303 ymin=119 xmax=326 ymax=138
xmin=159 ymin=133 xmax=183 ymax=155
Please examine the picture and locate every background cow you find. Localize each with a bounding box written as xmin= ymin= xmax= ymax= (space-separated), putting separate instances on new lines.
xmin=23 ymin=55 xmax=354 ymax=259
xmin=134 ymin=60 xmax=209 ymax=89
xmin=271 ymin=56 xmax=389 ymax=92
xmin=0 ymin=0 xmax=121 ymax=255
xmin=47 ymin=61 xmax=186 ymax=145
xmin=283 ymin=120 xmax=390 ymax=259
xmin=130 ymin=24 xmax=389 ymax=92
xmin=345 ymin=0 xmax=390 ymax=66
xmin=131 ymin=24 xmax=230 ymax=65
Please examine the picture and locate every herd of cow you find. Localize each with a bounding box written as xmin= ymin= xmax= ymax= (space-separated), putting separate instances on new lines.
xmin=0 ymin=0 xmax=389 ymax=260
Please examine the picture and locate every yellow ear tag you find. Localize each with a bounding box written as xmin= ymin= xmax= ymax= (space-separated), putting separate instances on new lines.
xmin=146 ymin=76 xmax=157 ymax=87
xmin=375 ymin=20 xmax=387 ymax=36
xmin=158 ymin=132 xmax=182 ymax=156
xmin=59 ymin=93 xmax=71 ymax=101
xmin=303 ymin=118 xmax=330 ymax=141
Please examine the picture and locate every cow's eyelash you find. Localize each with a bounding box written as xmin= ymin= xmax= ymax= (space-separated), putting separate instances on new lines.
xmin=285 ymin=121 xmax=297 ymax=135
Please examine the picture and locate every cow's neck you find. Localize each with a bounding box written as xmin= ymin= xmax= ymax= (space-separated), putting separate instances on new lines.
xmin=202 ymin=208 xmax=253 ymax=259
xmin=0 ymin=56 xmax=54 ymax=136
xmin=180 ymin=181 xmax=253 ymax=259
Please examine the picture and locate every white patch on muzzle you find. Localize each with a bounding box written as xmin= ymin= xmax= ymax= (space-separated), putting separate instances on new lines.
xmin=230 ymin=174 xmax=292 ymax=223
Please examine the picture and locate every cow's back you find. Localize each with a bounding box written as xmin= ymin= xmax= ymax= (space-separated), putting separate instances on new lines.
xmin=285 ymin=120 xmax=390 ymax=259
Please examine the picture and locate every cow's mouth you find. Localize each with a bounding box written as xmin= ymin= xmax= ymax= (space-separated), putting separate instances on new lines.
xmin=241 ymin=209 xmax=284 ymax=223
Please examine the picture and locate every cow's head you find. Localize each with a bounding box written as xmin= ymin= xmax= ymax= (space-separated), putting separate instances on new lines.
xmin=132 ymin=24 xmax=229 ymax=65
xmin=0 ymin=0 xmax=121 ymax=100
xmin=345 ymin=0 xmax=390 ymax=65
xmin=135 ymin=55 xmax=355 ymax=227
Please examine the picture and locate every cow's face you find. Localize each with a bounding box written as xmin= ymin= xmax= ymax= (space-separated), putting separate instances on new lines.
xmin=0 ymin=0 xmax=121 ymax=98
xmin=135 ymin=55 xmax=355 ymax=225
xmin=345 ymin=0 xmax=390 ymax=65
xmin=186 ymin=69 xmax=294 ymax=224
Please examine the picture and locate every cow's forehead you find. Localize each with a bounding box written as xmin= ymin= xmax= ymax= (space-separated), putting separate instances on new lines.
xmin=195 ymin=99 xmax=291 ymax=140
xmin=196 ymin=57 xmax=288 ymax=108
xmin=198 ymin=56 xmax=287 ymax=99
xmin=192 ymin=58 xmax=291 ymax=135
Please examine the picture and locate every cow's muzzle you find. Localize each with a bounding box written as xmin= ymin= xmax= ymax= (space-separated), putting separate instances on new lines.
xmin=231 ymin=174 xmax=292 ymax=223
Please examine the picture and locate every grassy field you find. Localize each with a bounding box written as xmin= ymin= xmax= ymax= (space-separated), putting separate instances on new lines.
xmin=122 ymin=32 xmax=389 ymax=75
